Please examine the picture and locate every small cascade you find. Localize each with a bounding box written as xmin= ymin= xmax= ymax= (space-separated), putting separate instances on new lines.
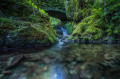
xmin=61 ymin=27 xmax=68 ymax=36
xmin=57 ymin=27 xmax=68 ymax=45
xmin=57 ymin=37 xmax=64 ymax=45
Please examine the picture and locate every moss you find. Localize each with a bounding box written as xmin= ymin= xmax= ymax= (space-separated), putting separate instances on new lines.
xmin=64 ymin=22 xmax=73 ymax=34
xmin=0 ymin=0 xmax=57 ymax=48
xmin=22 ymin=22 xmax=32 ymax=26
xmin=11 ymin=23 xmax=57 ymax=46
xmin=0 ymin=18 xmax=15 ymax=29
xmin=28 ymin=15 xmax=42 ymax=23
xmin=72 ymin=14 xmax=104 ymax=40
xmin=68 ymin=35 xmax=73 ymax=40
xmin=50 ymin=17 xmax=61 ymax=25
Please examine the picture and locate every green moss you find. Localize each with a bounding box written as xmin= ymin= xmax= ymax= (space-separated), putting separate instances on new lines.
xmin=0 ymin=0 xmax=57 ymax=48
xmin=72 ymin=14 xmax=104 ymax=40
xmin=50 ymin=17 xmax=61 ymax=25
xmin=15 ymin=23 xmax=57 ymax=44
xmin=0 ymin=18 xmax=15 ymax=29
xmin=22 ymin=22 xmax=32 ymax=26
xmin=28 ymin=15 xmax=42 ymax=23
xmin=64 ymin=22 xmax=73 ymax=34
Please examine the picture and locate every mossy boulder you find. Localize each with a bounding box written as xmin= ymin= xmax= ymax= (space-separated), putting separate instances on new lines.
xmin=6 ymin=24 xmax=56 ymax=48
xmin=72 ymin=14 xmax=104 ymax=40
xmin=0 ymin=0 xmax=57 ymax=49
xmin=0 ymin=17 xmax=57 ymax=49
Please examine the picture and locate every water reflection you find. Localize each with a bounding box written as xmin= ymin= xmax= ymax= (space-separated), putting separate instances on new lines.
xmin=1 ymin=44 xmax=120 ymax=79
xmin=49 ymin=65 xmax=66 ymax=79
xmin=26 ymin=64 xmax=67 ymax=79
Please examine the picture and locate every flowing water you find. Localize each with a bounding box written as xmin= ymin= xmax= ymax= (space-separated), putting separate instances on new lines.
xmin=60 ymin=27 xmax=68 ymax=36
xmin=1 ymin=28 xmax=120 ymax=79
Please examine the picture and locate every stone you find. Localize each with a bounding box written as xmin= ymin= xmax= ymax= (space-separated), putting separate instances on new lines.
xmin=23 ymin=54 xmax=31 ymax=59
xmin=2 ymin=71 xmax=11 ymax=75
xmin=49 ymin=55 xmax=55 ymax=59
xmin=28 ymin=55 xmax=41 ymax=61
xmin=67 ymin=61 xmax=77 ymax=69
xmin=42 ymin=66 xmax=48 ymax=71
xmin=80 ymin=69 xmax=93 ymax=79
xmin=65 ymin=56 xmax=74 ymax=62
xmin=76 ymin=57 xmax=86 ymax=63
xmin=0 ymin=54 xmax=14 ymax=61
xmin=69 ymin=69 xmax=78 ymax=75
xmin=6 ymin=55 xmax=23 ymax=69
xmin=42 ymin=57 xmax=51 ymax=64
xmin=0 ymin=74 xmax=4 ymax=78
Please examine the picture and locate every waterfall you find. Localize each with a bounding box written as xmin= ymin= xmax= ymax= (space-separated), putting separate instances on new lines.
xmin=60 ymin=27 xmax=68 ymax=36
xmin=57 ymin=38 xmax=64 ymax=45
xmin=57 ymin=27 xmax=68 ymax=46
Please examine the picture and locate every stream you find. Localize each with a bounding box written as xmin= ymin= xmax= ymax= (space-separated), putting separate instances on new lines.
xmin=0 ymin=27 xmax=120 ymax=79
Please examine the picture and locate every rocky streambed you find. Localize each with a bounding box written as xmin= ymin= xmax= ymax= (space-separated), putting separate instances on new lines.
xmin=0 ymin=44 xmax=120 ymax=79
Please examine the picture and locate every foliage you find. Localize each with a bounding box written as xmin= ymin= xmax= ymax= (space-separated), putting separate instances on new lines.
xmin=64 ymin=22 xmax=73 ymax=34
xmin=72 ymin=0 xmax=120 ymax=40
xmin=50 ymin=17 xmax=61 ymax=25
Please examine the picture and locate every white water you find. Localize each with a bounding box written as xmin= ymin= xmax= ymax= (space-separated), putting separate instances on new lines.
xmin=60 ymin=27 xmax=68 ymax=36
xmin=57 ymin=27 xmax=68 ymax=46
xmin=57 ymin=38 xmax=64 ymax=46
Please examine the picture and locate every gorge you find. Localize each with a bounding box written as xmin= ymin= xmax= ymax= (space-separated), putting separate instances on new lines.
xmin=0 ymin=0 xmax=120 ymax=79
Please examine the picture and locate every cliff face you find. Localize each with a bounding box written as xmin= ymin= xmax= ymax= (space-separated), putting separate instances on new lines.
xmin=0 ymin=0 xmax=57 ymax=50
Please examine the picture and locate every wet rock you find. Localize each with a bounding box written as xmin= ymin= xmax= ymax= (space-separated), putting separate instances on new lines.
xmin=76 ymin=64 xmax=82 ymax=70
xmin=0 ymin=54 xmax=14 ymax=61
xmin=48 ymin=55 xmax=55 ymax=59
xmin=70 ymin=75 xmax=79 ymax=79
xmin=42 ymin=66 xmax=48 ymax=71
xmin=0 ymin=74 xmax=4 ymax=78
xmin=69 ymin=69 xmax=79 ymax=79
xmin=27 ymin=64 xmax=42 ymax=74
xmin=98 ymin=62 xmax=111 ymax=69
xmin=98 ymin=59 xmax=120 ymax=70
xmin=23 ymin=62 xmax=35 ymax=66
xmin=2 ymin=70 xmax=11 ymax=75
xmin=23 ymin=54 xmax=41 ymax=61
xmin=26 ymin=64 xmax=48 ymax=75
xmin=28 ymin=55 xmax=41 ymax=61
xmin=67 ymin=61 xmax=77 ymax=69
xmin=10 ymin=72 xmax=27 ymax=79
xmin=6 ymin=55 xmax=23 ymax=69
xmin=79 ymin=69 xmax=93 ymax=79
xmin=53 ymin=57 xmax=63 ymax=63
xmin=94 ymin=70 xmax=103 ymax=79
xmin=76 ymin=57 xmax=86 ymax=63
xmin=23 ymin=54 xmax=31 ymax=59
xmin=69 ymin=69 xmax=77 ymax=75
xmin=42 ymin=57 xmax=51 ymax=64
xmin=106 ymin=67 xmax=120 ymax=74
xmin=65 ymin=56 xmax=75 ymax=62
xmin=70 ymin=61 xmax=77 ymax=66
xmin=104 ymin=53 xmax=114 ymax=60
